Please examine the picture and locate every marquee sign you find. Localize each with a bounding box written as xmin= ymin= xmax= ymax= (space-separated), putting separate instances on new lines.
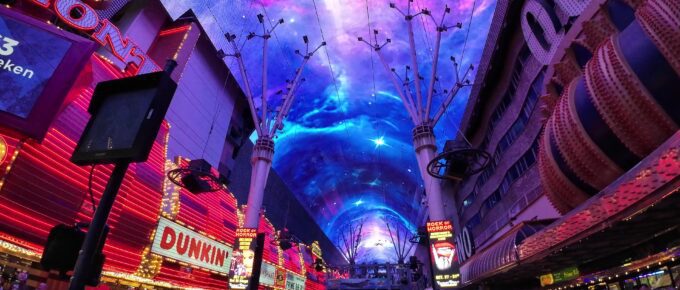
xmin=285 ymin=271 xmax=306 ymax=290
xmin=427 ymin=220 xmax=460 ymax=288
xmin=150 ymin=217 xmax=233 ymax=274
xmin=0 ymin=137 xmax=6 ymax=164
xmin=275 ymin=266 xmax=287 ymax=288
xmin=25 ymin=0 xmax=160 ymax=75
xmin=259 ymin=262 xmax=277 ymax=287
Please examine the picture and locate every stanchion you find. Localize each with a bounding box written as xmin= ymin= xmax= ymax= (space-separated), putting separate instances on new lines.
xmin=69 ymin=162 xmax=129 ymax=290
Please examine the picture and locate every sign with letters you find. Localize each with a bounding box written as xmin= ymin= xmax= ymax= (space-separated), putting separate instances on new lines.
xmin=0 ymin=6 xmax=94 ymax=140
xmin=427 ymin=220 xmax=460 ymax=288
xmin=228 ymin=228 xmax=258 ymax=289
xmin=151 ymin=217 xmax=233 ymax=274
xmin=24 ymin=0 xmax=160 ymax=75
xmin=0 ymin=11 xmax=70 ymax=120
xmin=455 ymin=227 xmax=475 ymax=263
xmin=285 ymin=271 xmax=306 ymax=290
xmin=259 ymin=262 xmax=277 ymax=287
xmin=521 ymin=0 xmax=589 ymax=64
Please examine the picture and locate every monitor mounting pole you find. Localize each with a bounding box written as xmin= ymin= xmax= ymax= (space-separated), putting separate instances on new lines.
xmin=69 ymin=60 xmax=178 ymax=290
xmin=69 ymin=162 xmax=128 ymax=290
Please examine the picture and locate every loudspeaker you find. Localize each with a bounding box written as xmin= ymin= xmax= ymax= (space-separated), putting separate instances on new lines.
xmin=409 ymin=256 xmax=419 ymax=270
xmin=40 ymin=224 xmax=85 ymax=276
xmin=40 ymin=224 xmax=108 ymax=285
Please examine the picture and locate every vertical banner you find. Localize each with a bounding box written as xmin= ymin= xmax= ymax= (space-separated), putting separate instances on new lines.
xmin=427 ymin=220 xmax=460 ymax=288
xmin=275 ymin=267 xmax=287 ymax=288
xmin=229 ymin=228 xmax=257 ymax=289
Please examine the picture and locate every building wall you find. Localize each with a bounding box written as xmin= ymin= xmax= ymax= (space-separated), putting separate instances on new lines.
xmin=165 ymin=34 xmax=237 ymax=168
xmin=449 ymin=0 xmax=560 ymax=254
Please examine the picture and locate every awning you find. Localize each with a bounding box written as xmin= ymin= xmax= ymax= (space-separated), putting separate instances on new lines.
xmin=460 ymin=221 xmax=551 ymax=283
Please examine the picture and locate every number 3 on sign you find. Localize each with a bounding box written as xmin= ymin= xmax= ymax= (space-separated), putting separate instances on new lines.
xmin=0 ymin=35 xmax=19 ymax=56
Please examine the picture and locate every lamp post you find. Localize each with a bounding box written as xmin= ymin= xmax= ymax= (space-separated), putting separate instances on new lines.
xmin=358 ymin=2 xmax=473 ymax=221
xmin=221 ymin=15 xmax=325 ymax=229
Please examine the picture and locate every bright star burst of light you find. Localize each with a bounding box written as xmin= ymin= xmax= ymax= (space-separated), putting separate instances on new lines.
xmin=370 ymin=136 xmax=388 ymax=149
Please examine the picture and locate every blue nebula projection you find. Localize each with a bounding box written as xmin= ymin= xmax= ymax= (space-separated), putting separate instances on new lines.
xmin=161 ymin=0 xmax=496 ymax=263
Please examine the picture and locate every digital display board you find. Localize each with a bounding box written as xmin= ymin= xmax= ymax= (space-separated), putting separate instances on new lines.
xmin=150 ymin=217 xmax=233 ymax=274
xmin=0 ymin=6 xmax=94 ymax=140
xmin=427 ymin=220 xmax=460 ymax=288
xmin=0 ymin=12 xmax=70 ymax=119
xmin=77 ymin=88 xmax=157 ymax=152
xmin=228 ymin=228 xmax=257 ymax=289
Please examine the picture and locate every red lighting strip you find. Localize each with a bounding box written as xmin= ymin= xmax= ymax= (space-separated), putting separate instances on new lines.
xmin=158 ymin=25 xmax=191 ymax=36
xmin=0 ymin=56 xmax=165 ymax=275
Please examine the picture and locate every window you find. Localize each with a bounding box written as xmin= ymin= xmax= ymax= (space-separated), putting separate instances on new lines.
xmin=467 ymin=136 xmax=541 ymax=229
xmin=527 ymin=13 xmax=551 ymax=49
xmin=463 ymin=193 xmax=476 ymax=208
xmin=467 ymin=70 xmax=545 ymax=204
xmin=459 ymin=46 xmax=533 ymax=213
xmin=479 ymin=45 xmax=531 ymax=152
xmin=466 ymin=212 xmax=482 ymax=229
xmin=484 ymin=191 xmax=502 ymax=210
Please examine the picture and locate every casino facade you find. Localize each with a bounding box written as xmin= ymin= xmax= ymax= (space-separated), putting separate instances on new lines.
xmin=450 ymin=0 xmax=680 ymax=288
xmin=0 ymin=0 xmax=331 ymax=289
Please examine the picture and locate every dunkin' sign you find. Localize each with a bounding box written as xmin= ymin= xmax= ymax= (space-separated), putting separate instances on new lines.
xmin=151 ymin=217 xmax=233 ymax=273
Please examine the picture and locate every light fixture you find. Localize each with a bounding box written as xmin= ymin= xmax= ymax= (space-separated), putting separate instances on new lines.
xmin=428 ymin=140 xmax=491 ymax=181
xmin=168 ymin=159 xmax=223 ymax=194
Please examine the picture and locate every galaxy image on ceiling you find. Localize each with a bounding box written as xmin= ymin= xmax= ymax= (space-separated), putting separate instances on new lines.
xmin=161 ymin=0 xmax=496 ymax=263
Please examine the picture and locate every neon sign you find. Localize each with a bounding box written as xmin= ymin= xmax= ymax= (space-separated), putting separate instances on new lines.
xmin=150 ymin=217 xmax=233 ymax=274
xmin=229 ymin=228 xmax=258 ymax=289
xmin=27 ymin=0 xmax=160 ymax=75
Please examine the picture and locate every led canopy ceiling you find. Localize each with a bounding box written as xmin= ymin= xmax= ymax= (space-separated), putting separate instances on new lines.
xmin=161 ymin=0 xmax=496 ymax=263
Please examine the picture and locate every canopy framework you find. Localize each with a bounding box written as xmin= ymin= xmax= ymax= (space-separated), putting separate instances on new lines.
xmin=385 ymin=221 xmax=417 ymax=264
xmin=336 ymin=219 xmax=366 ymax=265
xmin=359 ymin=1 xmax=474 ymax=221
xmin=221 ymin=13 xmax=325 ymax=228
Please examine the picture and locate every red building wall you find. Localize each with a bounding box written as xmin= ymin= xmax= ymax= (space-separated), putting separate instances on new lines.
xmin=0 ymin=55 xmax=166 ymax=273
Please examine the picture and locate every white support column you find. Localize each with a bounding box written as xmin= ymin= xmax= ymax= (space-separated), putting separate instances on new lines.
xmin=224 ymin=24 xmax=323 ymax=230
xmin=244 ymin=137 xmax=275 ymax=228
xmin=413 ymin=124 xmax=445 ymax=221
xmin=407 ymin=20 xmax=423 ymax=120
xmin=366 ymin=3 xmax=472 ymax=224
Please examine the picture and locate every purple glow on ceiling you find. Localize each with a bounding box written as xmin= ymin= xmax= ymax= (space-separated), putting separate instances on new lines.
xmin=161 ymin=0 xmax=496 ymax=263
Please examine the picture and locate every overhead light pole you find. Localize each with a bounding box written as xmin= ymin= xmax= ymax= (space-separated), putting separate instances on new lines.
xmin=359 ymin=2 xmax=473 ymax=221
xmin=221 ymin=14 xmax=325 ymax=229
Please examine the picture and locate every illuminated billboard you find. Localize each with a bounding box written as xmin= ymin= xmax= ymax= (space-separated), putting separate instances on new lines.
xmin=259 ymin=262 xmax=277 ymax=287
xmin=0 ymin=6 xmax=94 ymax=140
xmin=427 ymin=220 xmax=460 ymax=288
xmin=229 ymin=228 xmax=257 ymax=289
xmin=150 ymin=217 xmax=233 ymax=274
xmin=285 ymin=271 xmax=306 ymax=290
